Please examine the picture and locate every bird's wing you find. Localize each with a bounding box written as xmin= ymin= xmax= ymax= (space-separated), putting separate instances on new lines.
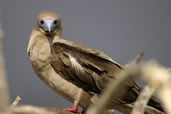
xmin=50 ymin=39 xmax=123 ymax=94
xmin=53 ymin=39 xmax=123 ymax=68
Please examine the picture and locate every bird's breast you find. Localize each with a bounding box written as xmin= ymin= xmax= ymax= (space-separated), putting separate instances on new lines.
xmin=29 ymin=41 xmax=51 ymax=70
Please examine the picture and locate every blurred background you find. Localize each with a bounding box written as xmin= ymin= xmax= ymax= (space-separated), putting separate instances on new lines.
xmin=1 ymin=0 xmax=171 ymax=113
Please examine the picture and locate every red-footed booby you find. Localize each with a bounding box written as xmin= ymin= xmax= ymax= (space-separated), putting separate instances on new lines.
xmin=27 ymin=11 xmax=163 ymax=113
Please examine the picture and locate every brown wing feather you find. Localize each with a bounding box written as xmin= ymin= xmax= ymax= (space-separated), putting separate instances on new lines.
xmin=54 ymin=39 xmax=122 ymax=66
xmin=51 ymin=40 xmax=122 ymax=94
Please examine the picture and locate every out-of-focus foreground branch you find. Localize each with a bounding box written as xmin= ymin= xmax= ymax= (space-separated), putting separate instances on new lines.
xmin=141 ymin=62 xmax=171 ymax=114
xmin=132 ymin=84 xmax=155 ymax=114
xmin=86 ymin=61 xmax=171 ymax=114
xmin=0 ymin=5 xmax=10 ymax=112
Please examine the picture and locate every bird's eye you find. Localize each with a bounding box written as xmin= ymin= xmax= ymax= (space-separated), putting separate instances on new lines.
xmin=53 ymin=20 xmax=58 ymax=25
xmin=40 ymin=20 xmax=44 ymax=25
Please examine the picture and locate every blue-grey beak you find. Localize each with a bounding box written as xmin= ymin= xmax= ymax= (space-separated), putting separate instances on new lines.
xmin=40 ymin=19 xmax=57 ymax=34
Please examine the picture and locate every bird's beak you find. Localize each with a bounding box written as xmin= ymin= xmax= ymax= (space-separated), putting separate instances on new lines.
xmin=43 ymin=19 xmax=55 ymax=34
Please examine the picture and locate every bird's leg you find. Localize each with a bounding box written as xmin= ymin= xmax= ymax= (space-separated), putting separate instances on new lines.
xmin=64 ymin=104 xmax=82 ymax=114
xmin=64 ymin=89 xmax=83 ymax=114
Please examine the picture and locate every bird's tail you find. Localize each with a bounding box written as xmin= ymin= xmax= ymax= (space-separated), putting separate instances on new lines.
xmin=148 ymin=96 xmax=163 ymax=112
xmin=120 ymin=81 xmax=163 ymax=112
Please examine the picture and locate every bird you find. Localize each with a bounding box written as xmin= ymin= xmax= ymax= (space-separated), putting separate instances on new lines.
xmin=28 ymin=11 xmax=163 ymax=113
xmin=27 ymin=11 xmax=94 ymax=114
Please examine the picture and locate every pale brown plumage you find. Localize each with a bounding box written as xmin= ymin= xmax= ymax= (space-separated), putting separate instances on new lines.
xmin=28 ymin=11 xmax=163 ymax=112
xmin=27 ymin=11 xmax=93 ymax=112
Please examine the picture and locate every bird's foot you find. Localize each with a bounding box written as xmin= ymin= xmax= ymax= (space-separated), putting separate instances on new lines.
xmin=64 ymin=104 xmax=82 ymax=114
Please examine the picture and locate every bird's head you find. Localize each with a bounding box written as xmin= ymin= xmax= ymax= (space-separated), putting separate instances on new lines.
xmin=36 ymin=11 xmax=62 ymax=36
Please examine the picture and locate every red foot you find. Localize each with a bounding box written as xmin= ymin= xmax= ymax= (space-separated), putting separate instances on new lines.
xmin=64 ymin=104 xmax=82 ymax=114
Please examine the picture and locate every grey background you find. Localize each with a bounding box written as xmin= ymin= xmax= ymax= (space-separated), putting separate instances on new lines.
xmin=1 ymin=0 xmax=171 ymax=113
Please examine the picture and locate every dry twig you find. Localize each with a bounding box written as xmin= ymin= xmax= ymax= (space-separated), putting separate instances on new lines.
xmin=125 ymin=51 xmax=144 ymax=67
xmin=12 ymin=96 xmax=21 ymax=106
xmin=131 ymin=85 xmax=155 ymax=114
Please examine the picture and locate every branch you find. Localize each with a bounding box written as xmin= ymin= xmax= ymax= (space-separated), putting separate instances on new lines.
xmin=0 ymin=4 xmax=10 ymax=112
xmin=141 ymin=61 xmax=171 ymax=114
xmin=131 ymin=85 xmax=155 ymax=114
xmin=125 ymin=51 xmax=144 ymax=67
xmin=10 ymin=105 xmax=74 ymax=114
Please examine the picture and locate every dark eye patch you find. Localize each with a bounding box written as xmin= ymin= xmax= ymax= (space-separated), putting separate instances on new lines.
xmin=53 ymin=20 xmax=58 ymax=25
xmin=40 ymin=20 xmax=44 ymax=25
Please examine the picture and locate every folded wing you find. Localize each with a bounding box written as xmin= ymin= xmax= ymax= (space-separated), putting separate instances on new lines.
xmin=50 ymin=39 xmax=122 ymax=94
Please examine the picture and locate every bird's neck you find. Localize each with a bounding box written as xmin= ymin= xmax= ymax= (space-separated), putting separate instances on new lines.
xmin=53 ymin=34 xmax=62 ymax=42
xmin=47 ymin=34 xmax=62 ymax=46
xmin=46 ymin=33 xmax=62 ymax=54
